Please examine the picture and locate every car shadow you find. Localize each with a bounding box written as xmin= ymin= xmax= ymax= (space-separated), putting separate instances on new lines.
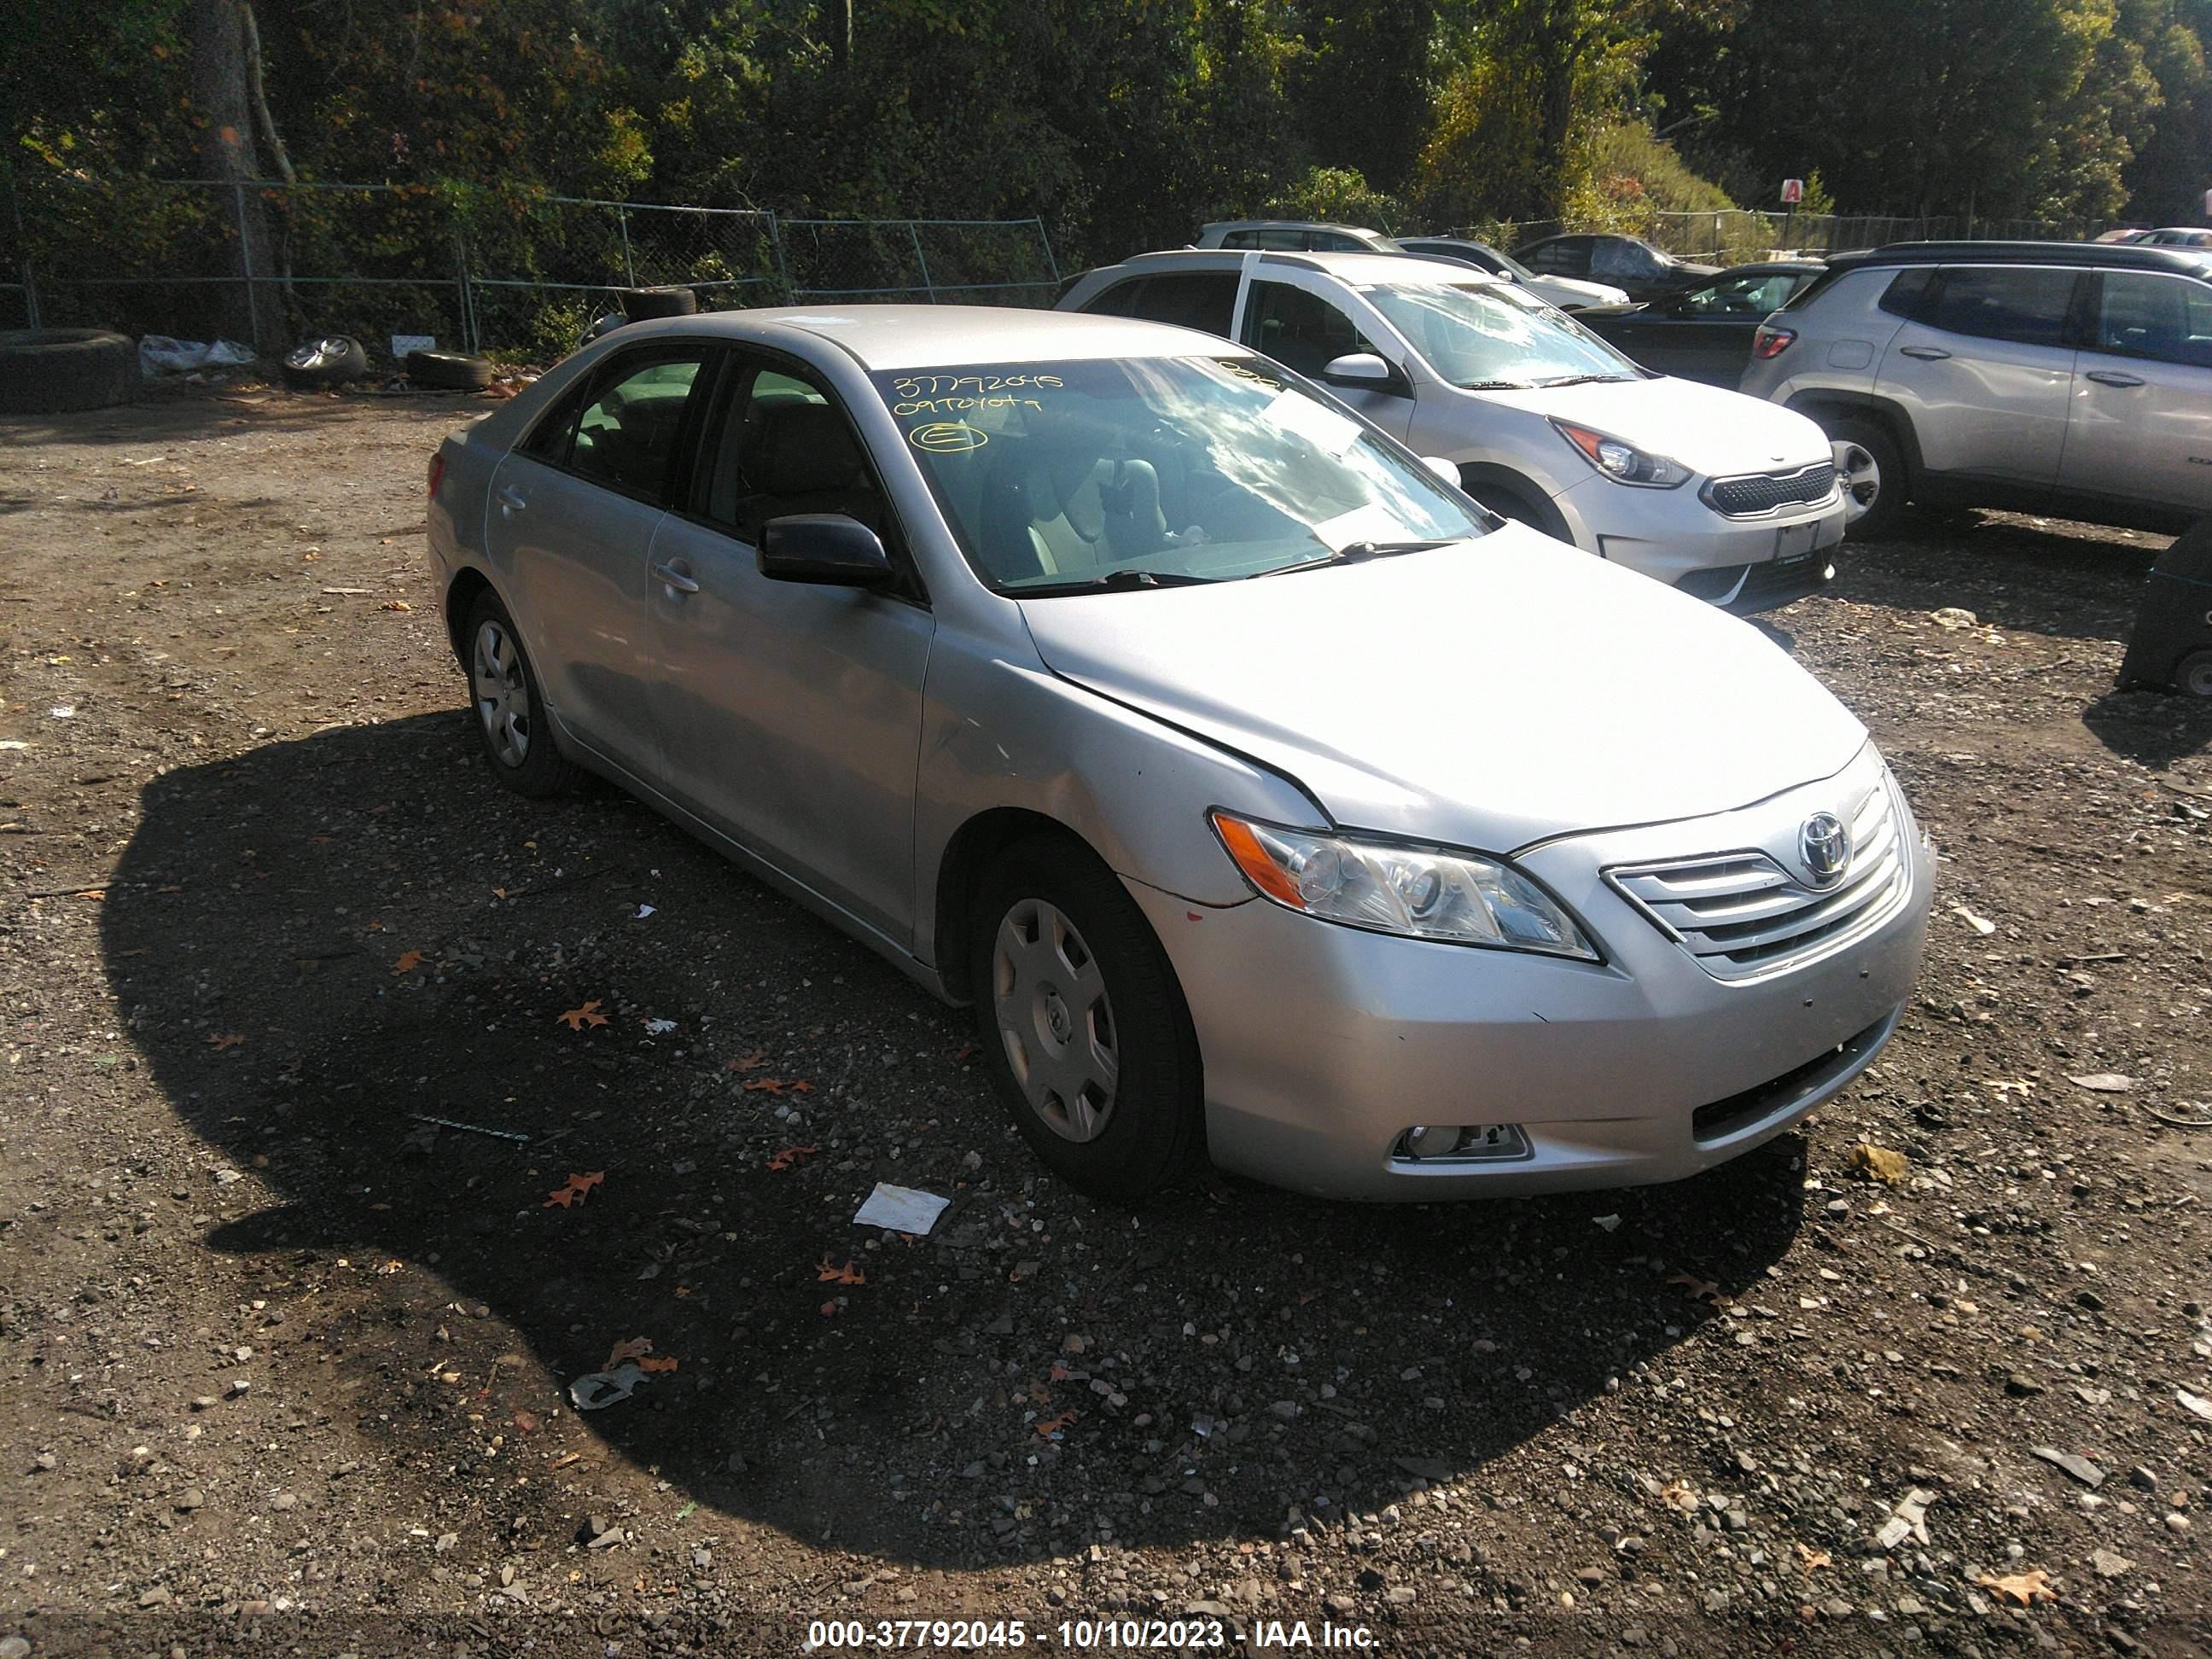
xmin=104 ymin=713 xmax=1809 ymax=1567
xmin=1830 ymin=514 xmax=2163 ymax=644
xmin=2081 ymin=685 xmax=2212 ymax=769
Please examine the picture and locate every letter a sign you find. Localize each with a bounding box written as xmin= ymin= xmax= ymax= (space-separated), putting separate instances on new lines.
xmin=1781 ymin=178 xmax=1806 ymax=205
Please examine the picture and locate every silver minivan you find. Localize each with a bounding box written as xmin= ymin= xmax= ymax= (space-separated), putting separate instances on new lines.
xmin=1738 ymin=241 xmax=2212 ymax=538
xmin=1062 ymin=249 xmax=1848 ymax=614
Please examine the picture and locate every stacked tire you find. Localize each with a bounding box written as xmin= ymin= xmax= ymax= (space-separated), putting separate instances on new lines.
xmin=405 ymin=349 xmax=495 ymax=391
xmin=280 ymin=335 xmax=370 ymax=390
xmin=0 ymin=329 xmax=137 ymax=414
xmin=619 ymin=286 xmax=697 ymax=321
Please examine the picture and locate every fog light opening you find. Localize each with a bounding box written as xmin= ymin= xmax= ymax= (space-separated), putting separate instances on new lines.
xmin=1393 ymin=1123 xmax=1530 ymax=1164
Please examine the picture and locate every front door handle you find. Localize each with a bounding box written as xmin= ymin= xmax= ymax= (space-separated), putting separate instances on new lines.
xmin=498 ymin=485 xmax=527 ymax=515
xmin=1898 ymin=346 xmax=1951 ymax=360
xmin=652 ymin=561 xmax=700 ymax=595
xmin=2086 ymin=369 xmax=2145 ymax=387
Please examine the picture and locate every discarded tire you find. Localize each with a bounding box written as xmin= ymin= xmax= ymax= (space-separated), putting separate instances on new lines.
xmin=0 ymin=329 xmax=137 ymax=414
xmin=618 ymin=286 xmax=697 ymax=321
xmin=405 ymin=348 xmax=495 ymax=391
xmin=279 ymin=335 xmax=370 ymax=390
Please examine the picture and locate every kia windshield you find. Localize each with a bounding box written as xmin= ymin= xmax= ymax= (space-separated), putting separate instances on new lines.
xmin=1358 ymin=280 xmax=1645 ymax=390
xmin=872 ymin=357 xmax=1488 ymax=593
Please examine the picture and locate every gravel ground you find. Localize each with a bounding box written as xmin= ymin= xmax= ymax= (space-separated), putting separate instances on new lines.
xmin=1 ymin=383 xmax=2209 ymax=1659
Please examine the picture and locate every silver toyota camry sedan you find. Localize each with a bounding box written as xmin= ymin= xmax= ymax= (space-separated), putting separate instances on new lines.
xmin=424 ymin=306 xmax=1933 ymax=1202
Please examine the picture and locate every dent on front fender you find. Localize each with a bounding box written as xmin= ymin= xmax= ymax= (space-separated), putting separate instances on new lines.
xmin=912 ymin=643 xmax=1319 ymax=952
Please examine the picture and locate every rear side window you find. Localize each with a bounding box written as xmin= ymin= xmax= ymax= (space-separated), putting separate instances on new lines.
xmin=1876 ymin=267 xmax=1937 ymax=322
xmin=1086 ymin=277 xmax=1146 ymax=317
xmin=2089 ymin=271 xmax=2212 ymax=367
xmin=1920 ymin=267 xmax=2080 ymax=346
xmin=1115 ymin=271 xmax=1238 ymax=337
xmin=568 ymin=352 xmax=708 ymax=500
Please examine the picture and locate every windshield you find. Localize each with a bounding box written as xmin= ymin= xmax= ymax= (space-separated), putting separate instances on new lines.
xmin=872 ymin=357 xmax=1488 ymax=592
xmin=1356 ymin=280 xmax=1642 ymax=390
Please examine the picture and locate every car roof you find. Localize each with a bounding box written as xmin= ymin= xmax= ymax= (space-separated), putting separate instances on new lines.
xmin=1826 ymin=239 xmax=2212 ymax=275
xmin=1711 ymin=260 xmax=1827 ymax=276
xmin=1107 ymin=247 xmax=1509 ymax=288
xmin=632 ymin=305 xmax=1260 ymax=372
xmin=1201 ymin=219 xmax=1385 ymax=236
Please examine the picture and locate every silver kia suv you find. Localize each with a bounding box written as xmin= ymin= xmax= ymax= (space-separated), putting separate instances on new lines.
xmin=1738 ymin=241 xmax=2212 ymax=538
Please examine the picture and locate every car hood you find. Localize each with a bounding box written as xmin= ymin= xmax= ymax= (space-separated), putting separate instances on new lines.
xmin=1532 ymin=274 xmax=1629 ymax=306
xmin=1016 ymin=525 xmax=1867 ymax=853
xmin=1468 ymin=375 xmax=1832 ymax=479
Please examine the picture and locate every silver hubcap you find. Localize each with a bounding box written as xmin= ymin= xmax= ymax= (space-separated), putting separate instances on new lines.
xmin=992 ymin=898 xmax=1118 ymax=1143
xmin=472 ymin=619 xmax=532 ymax=767
xmin=1833 ymin=438 xmax=1881 ymax=524
xmin=2185 ymin=653 xmax=2212 ymax=697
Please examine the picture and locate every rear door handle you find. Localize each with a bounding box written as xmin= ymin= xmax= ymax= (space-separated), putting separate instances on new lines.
xmin=2086 ymin=369 xmax=2145 ymax=387
xmin=1898 ymin=346 xmax=1951 ymax=360
xmin=652 ymin=561 xmax=700 ymax=595
xmin=497 ymin=485 xmax=527 ymax=515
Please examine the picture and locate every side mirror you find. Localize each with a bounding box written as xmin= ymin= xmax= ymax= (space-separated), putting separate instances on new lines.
xmin=759 ymin=514 xmax=894 ymax=588
xmin=1321 ymin=352 xmax=1393 ymax=385
xmin=1421 ymin=455 xmax=1460 ymax=486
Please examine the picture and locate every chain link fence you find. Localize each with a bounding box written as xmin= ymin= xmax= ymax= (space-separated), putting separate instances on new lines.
xmin=4 ymin=176 xmax=1060 ymax=362
xmin=1445 ymin=209 xmax=2136 ymax=267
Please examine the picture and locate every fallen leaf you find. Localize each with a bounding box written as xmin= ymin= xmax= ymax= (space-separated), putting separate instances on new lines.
xmin=1034 ymin=1410 xmax=1076 ymax=1437
xmin=604 ymin=1337 xmax=653 ymax=1368
xmin=1667 ymin=1272 xmax=1720 ymax=1303
xmin=557 ymin=999 xmax=608 ymax=1031
xmin=207 ymin=1033 xmax=245 ymax=1051
xmin=1976 ymin=1568 xmax=2054 ymax=1606
xmin=1795 ymin=1543 xmax=1831 ymax=1573
xmin=817 ymin=1258 xmax=865 ymax=1285
xmin=512 ymin=1410 xmax=540 ymax=1434
xmin=1049 ymin=1363 xmax=1074 ymax=1382
xmin=544 ymin=1170 xmax=605 ymax=1209
xmin=1850 ymin=1144 xmax=1910 ymax=1185
xmin=392 ymin=949 xmax=426 ymax=975
xmin=952 ymin=1041 xmax=978 ymax=1062
xmin=637 ymin=1356 xmax=678 ymax=1373
xmin=378 ymin=598 xmax=412 ymax=612
xmin=726 ymin=1050 xmax=766 ymax=1072
xmin=766 ymin=1144 xmax=818 ymax=1171
xmin=742 ymin=1077 xmax=814 ymax=1095
xmin=2066 ymin=1073 xmax=2133 ymax=1093
xmin=1658 ymin=1481 xmax=1701 ymax=1511
xmin=819 ymin=1300 xmax=839 ymax=1317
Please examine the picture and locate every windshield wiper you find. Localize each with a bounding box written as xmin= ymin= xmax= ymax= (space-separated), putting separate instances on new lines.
xmin=1010 ymin=568 xmax=1219 ymax=597
xmin=1257 ymin=539 xmax=1458 ymax=578
xmin=1534 ymin=372 xmax=1635 ymax=387
xmin=1457 ymin=379 xmax=1531 ymax=390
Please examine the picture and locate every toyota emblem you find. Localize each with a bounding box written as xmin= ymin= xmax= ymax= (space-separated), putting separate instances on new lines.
xmin=1799 ymin=812 xmax=1851 ymax=887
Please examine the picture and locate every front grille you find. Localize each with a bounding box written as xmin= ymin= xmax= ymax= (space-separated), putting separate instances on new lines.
xmin=1705 ymin=462 xmax=1837 ymax=517
xmin=1605 ymin=778 xmax=1910 ymax=981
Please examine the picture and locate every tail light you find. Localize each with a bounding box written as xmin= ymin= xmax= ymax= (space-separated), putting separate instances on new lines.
xmin=427 ymin=451 xmax=446 ymax=498
xmin=1752 ymin=325 xmax=1796 ymax=360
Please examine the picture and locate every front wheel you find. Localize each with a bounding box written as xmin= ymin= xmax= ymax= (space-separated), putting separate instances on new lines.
xmin=968 ymin=837 xmax=1202 ymax=1202
xmin=1828 ymin=418 xmax=1906 ymax=538
xmin=2179 ymin=648 xmax=2212 ymax=698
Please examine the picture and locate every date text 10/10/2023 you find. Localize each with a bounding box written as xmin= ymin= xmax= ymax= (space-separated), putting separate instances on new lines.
xmin=803 ymin=1618 xmax=1379 ymax=1649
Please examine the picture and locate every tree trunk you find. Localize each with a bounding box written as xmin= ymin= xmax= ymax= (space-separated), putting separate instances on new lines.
xmin=190 ymin=0 xmax=282 ymax=353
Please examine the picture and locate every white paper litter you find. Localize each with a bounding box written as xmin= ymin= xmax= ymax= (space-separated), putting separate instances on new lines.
xmin=853 ymin=1182 xmax=951 ymax=1235
xmin=643 ymin=1017 xmax=676 ymax=1035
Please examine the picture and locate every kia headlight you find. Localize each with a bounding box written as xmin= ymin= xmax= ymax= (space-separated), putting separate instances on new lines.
xmin=1211 ymin=812 xmax=1598 ymax=959
xmin=1551 ymin=419 xmax=1690 ymax=487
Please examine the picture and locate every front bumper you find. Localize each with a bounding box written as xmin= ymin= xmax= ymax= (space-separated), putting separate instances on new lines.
xmin=1554 ymin=467 xmax=1847 ymax=594
xmin=1129 ymin=748 xmax=1932 ymax=1201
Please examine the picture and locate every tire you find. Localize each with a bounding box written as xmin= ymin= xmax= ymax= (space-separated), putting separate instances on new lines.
xmin=462 ymin=590 xmax=586 ymax=796
xmin=619 ymin=286 xmax=698 ymax=321
xmin=968 ymin=836 xmax=1203 ymax=1202
xmin=1467 ymin=480 xmax=1572 ymax=544
xmin=279 ymin=334 xmax=369 ymax=389
xmin=1826 ymin=417 xmax=1906 ymax=539
xmin=0 ymin=329 xmax=135 ymax=414
xmin=406 ymin=348 xmax=495 ymax=391
xmin=2179 ymin=649 xmax=2212 ymax=698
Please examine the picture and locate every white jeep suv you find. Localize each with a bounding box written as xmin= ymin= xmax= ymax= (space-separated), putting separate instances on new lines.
xmin=1062 ymin=248 xmax=1847 ymax=613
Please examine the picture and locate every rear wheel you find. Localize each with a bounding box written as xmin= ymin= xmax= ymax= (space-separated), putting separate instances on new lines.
xmin=463 ymin=591 xmax=585 ymax=796
xmin=2179 ymin=648 xmax=2212 ymax=697
xmin=1827 ymin=417 xmax=1906 ymax=538
xmin=968 ymin=837 xmax=1202 ymax=1202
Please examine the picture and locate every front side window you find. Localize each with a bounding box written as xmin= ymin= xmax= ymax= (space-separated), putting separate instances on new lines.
xmin=1241 ymin=280 xmax=1382 ymax=376
xmin=1680 ymin=272 xmax=1802 ymax=317
xmin=1922 ymin=267 xmax=2080 ymax=346
xmin=872 ymin=357 xmax=1488 ymax=591
xmin=1521 ymin=238 xmax=1586 ymax=275
xmin=695 ymin=361 xmax=887 ymax=542
xmin=2089 ymin=271 xmax=2212 ymax=367
xmin=1359 ymin=279 xmax=1641 ymax=389
xmin=567 ymin=352 xmax=708 ymax=499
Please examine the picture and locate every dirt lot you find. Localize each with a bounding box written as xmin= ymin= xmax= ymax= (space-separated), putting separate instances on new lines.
xmin=1 ymin=384 xmax=2209 ymax=1659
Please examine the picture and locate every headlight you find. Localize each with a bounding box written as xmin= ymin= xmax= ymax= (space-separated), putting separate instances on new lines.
xmin=1551 ymin=419 xmax=1690 ymax=487
xmin=1210 ymin=812 xmax=1598 ymax=959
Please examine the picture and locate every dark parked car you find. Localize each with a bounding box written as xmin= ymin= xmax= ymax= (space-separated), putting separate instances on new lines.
xmin=1511 ymin=233 xmax=1720 ymax=302
xmin=1577 ymin=262 xmax=1827 ymax=387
